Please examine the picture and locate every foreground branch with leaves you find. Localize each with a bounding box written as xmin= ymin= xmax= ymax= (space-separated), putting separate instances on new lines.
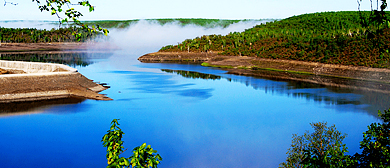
xmin=31 ymin=0 xmax=108 ymax=40
xmin=355 ymin=109 xmax=390 ymax=168
xmin=102 ymin=119 xmax=162 ymax=168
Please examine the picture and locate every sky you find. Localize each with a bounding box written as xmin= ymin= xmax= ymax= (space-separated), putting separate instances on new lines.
xmin=0 ymin=0 xmax=375 ymax=21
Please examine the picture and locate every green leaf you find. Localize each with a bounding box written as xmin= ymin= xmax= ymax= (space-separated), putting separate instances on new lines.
xmin=124 ymin=158 xmax=130 ymax=166
xmin=61 ymin=18 xmax=68 ymax=23
xmin=51 ymin=9 xmax=56 ymax=15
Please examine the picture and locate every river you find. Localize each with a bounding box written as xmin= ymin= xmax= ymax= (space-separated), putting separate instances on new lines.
xmin=0 ymin=21 xmax=386 ymax=168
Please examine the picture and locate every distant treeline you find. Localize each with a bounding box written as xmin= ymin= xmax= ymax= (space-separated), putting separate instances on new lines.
xmin=82 ymin=18 xmax=264 ymax=29
xmin=160 ymin=11 xmax=390 ymax=68
xmin=0 ymin=27 xmax=100 ymax=43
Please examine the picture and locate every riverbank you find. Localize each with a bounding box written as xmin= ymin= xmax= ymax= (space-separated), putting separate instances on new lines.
xmin=0 ymin=60 xmax=112 ymax=103
xmin=138 ymin=51 xmax=390 ymax=93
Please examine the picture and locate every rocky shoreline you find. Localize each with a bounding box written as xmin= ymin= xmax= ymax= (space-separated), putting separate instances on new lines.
xmin=139 ymin=51 xmax=390 ymax=93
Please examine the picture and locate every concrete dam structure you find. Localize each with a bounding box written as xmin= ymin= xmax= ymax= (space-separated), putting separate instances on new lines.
xmin=0 ymin=60 xmax=112 ymax=103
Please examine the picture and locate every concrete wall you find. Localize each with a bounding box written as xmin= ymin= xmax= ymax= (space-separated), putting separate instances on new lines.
xmin=0 ymin=60 xmax=78 ymax=73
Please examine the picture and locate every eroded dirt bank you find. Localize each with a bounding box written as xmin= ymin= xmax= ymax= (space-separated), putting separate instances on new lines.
xmin=0 ymin=72 xmax=112 ymax=103
xmin=139 ymin=52 xmax=390 ymax=93
xmin=0 ymin=43 xmax=115 ymax=103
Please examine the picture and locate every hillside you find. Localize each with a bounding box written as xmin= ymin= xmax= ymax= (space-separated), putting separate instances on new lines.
xmin=159 ymin=11 xmax=390 ymax=68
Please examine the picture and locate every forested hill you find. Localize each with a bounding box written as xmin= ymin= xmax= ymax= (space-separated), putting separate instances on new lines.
xmin=160 ymin=11 xmax=390 ymax=68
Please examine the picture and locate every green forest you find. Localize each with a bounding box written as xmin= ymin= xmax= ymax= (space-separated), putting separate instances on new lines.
xmin=159 ymin=11 xmax=390 ymax=68
xmin=0 ymin=27 xmax=99 ymax=43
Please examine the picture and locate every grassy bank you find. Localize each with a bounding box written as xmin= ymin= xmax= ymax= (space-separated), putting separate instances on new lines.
xmin=159 ymin=11 xmax=390 ymax=68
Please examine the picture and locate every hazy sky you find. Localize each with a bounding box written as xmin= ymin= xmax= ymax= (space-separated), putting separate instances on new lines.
xmin=0 ymin=0 xmax=375 ymax=21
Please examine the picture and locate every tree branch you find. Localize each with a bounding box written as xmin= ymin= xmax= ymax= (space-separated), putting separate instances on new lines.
xmin=31 ymin=0 xmax=108 ymax=40
xmin=4 ymin=0 xmax=17 ymax=6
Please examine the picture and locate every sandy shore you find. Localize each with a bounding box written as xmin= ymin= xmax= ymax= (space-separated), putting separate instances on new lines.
xmin=139 ymin=51 xmax=390 ymax=93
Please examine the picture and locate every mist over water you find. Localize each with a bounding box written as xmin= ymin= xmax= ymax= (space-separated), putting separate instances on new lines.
xmin=108 ymin=20 xmax=268 ymax=52
xmin=0 ymin=19 xmax=267 ymax=52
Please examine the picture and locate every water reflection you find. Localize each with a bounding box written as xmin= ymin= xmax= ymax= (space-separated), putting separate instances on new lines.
xmin=0 ymin=97 xmax=86 ymax=117
xmin=240 ymin=78 xmax=390 ymax=117
xmin=161 ymin=69 xmax=389 ymax=117
xmin=161 ymin=69 xmax=221 ymax=80
xmin=110 ymin=70 xmax=214 ymax=99
xmin=0 ymin=52 xmax=113 ymax=67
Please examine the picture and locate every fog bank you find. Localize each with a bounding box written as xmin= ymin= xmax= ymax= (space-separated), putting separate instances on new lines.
xmin=0 ymin=19 xmax=270 ymax=53
xmin=107 ymin=20 xmax=270 ymax=52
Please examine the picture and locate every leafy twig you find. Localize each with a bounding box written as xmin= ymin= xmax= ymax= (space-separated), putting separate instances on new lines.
xmin=31 ymin=0 xmax=109 ymax=41
xmin=3 ymin=0 xmax=17 ymax=6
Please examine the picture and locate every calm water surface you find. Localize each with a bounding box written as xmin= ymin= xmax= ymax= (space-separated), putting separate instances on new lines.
xmin=0 ymin=24 xmax=387 ymax=167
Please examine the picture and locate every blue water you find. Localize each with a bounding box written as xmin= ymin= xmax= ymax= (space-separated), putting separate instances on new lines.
xmin=0 ymin=49 xmax=385 ymax=168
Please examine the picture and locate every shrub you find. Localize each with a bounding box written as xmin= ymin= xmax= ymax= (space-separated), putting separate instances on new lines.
xmin=353 ymin=109 xmax=390 ymax=168
xmin=280 ymin=122 xmax=355 ymax=168
xmin=102 ymin=119 xmax=162 ymax=168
